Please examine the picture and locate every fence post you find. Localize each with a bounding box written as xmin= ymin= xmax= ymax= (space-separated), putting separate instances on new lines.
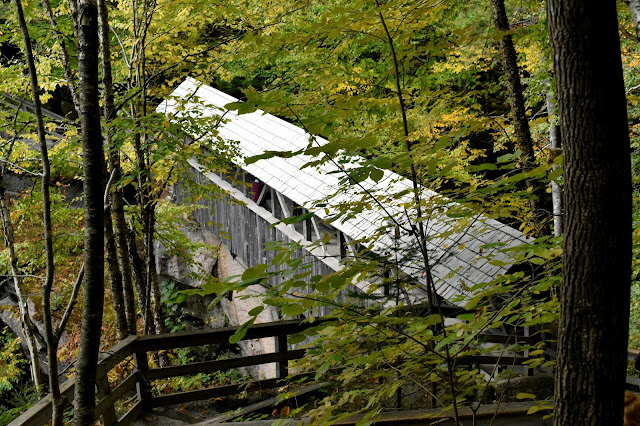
xmin=133 ymin=349 xmax=152 ymax=410
xmin=96 ymin=364 xmax=117 ymax=426
xmin=276 ymin=335 xmax=289 ymax=379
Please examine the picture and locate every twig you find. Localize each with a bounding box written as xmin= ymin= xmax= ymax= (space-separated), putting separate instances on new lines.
xmin=56 ymin=264 xmax=84 ymax=340
xmin=0 ymin=158 xmax=42 ymax=176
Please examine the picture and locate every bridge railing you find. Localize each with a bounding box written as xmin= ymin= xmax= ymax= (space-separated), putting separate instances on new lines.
xmin=14 ymin=317 xmax=637 ymax=426
xmin=9 ymin=319 xmax=321 ymax=426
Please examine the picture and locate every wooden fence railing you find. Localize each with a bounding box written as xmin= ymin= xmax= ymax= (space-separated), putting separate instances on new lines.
xmin=16 ymin=318 xmax=636 ymax=426
xmin=9 ymin=319 xmax=320 ymax=426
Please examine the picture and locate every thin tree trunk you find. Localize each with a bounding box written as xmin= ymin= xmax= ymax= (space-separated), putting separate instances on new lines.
xmin=0 ymin=171 xmax=43 ymax=393
xmin=40 ymin=0 xmax=80 ymax=114
xmin=74 ymin=0 xmax=105 ymax=422
xmin=489 ymin=0 xmax=535 ymax=160
xmin=489 ymin=0 xmax=542 ymax=223
xmin=105 ymin=206 xmax=128 ymax=339
xmin=128 ymin=223 xmax=150 ymax=332
xmin=98 ymin=0 xmax=137 ymax=335
xmin=377 ymin=3 xmax=459 ymax=421
xmin=545 ymin=92 xmax=562 ymax=237
xmin=147 ymin=206 xmax=166 ymax=336
xmin=14 ymin=0 xmax=62 ymax=422
xmin=547 ymin=0 xmax=631 ymax=424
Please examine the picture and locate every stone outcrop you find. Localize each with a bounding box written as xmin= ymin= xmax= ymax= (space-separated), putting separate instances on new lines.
xmin=154 ymin=225 xmax=280 ymax=379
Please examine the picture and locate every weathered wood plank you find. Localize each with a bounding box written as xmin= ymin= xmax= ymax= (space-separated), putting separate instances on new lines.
xmin=148 ymin=373 xmax=315 ymax=408
xmin=96 ymin=373 xmax=117 ymax=426
xmin=132 ymin=319 xmax=325 ymax=352
xmin=204 ymin=382 xmax=327 ymax=424
xmin=143 ymin=349 xmax=305 ymax=381
xmin=117 ymin=401 xmax=144 ymax=426
xmin=95 ymin=372 xmax=140 ymax=419
xmin=8 ymin=377 xmax=75 ymax=426
xmin=330 ymin=402 xmax=553 ymax=425
xmin=96 ymin=335 xmax=137 ymax=376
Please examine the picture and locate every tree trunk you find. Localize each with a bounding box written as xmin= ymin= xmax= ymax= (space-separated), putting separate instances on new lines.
xmin=14 ymin=0 xmax=62 ymax=422
xmin=489 ymin=0 xmax=542 ymax=224
xmin=545 ymin=92 xmax=562 ymax=237
xmin=128 ymin=223 xmax=151 ymax=332
xmin=98 ymin=0 xmax=137 ymax=335
xmin=489 ymin=0 xmax=534 ymax=160
xmin=41 ymin=0 xmax=79 ymax=114
xmin=0 ymin=170 xmax=43 ymax=393
xmin=105 ymin=206 xmax=128 ymax=339
xmin=547 ymin=1 xmax=631 ymax=424
xmin=147 ymin=207 xmax=166 ymax=336
xmin=74 ymin=0 xmax=105 ymax=423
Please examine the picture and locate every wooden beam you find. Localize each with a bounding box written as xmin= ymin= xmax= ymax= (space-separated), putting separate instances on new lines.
xmin=256 ymin=183 xmax=268 ymax=206
xmin=204 ymin=382 xmax=327 ymax=423
xmin=133 ymin=350 xmax=152 ymax=411
xmin=95 ymin=372 xmax=140 ymax=418
xmin=310 ymin=217 xmax=326 ymax=255
xmin=275 ymin=192 xmax=295 ymax=230
xmin=147 ymin=373 xmax=315 ymax=408
xmin=276 ymin=335 xmax=289 ymax=379
xmin=142 ymin=350 xmax=305 ymax=381
xmin=116 ymin=401 xmax=143 ymax=426
xmin=7 ymin=377 xmax=75 ymax=426
xmin=133 ymin=319 xmax=329 ymax=352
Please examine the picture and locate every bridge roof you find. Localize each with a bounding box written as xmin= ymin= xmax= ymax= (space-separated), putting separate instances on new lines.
xmin=159 ymin=78 xmax=530 ymax=302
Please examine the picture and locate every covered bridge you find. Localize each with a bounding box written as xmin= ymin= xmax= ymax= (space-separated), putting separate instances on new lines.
xmin=159 ymin=78 xmax=529 ymax=307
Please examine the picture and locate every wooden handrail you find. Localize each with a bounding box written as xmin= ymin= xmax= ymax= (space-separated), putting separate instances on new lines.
xmin=131 ymin=318 xmax=326 ymax=352
xmin=9 ymin=317 xmax=560 ymax=426
xmin=8 ymin=319 xmax=325 ymax=426
xmin=142 ymin=349 xmax=305 ymax=381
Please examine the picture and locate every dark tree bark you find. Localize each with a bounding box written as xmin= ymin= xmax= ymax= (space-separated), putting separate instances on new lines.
xmin=98 ymin=0 xmax=137 ymax=335
xmin=489 ymin=0 xmax=545 ymax=226
xmin=547 ymin=1 xmax=631 ymax=424
xmin=105 ymin=207 xmax=128 ymax=339
xmin=489 ymin=0 xmax=535 ymax=161
xmin=74 ymin=0 xmax=105 ymax=423
xmin=14 ymin=0 xmax=61 ymax=422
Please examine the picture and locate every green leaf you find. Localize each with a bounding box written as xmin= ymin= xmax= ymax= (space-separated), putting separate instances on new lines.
xmin=245 ymin=149 xmax=302 ymax=165
xmin=281 ymin=212 xmax=314 ymax=225
xmin=527 ymin=404 xmax=553 ymax=415
xmin=248 ymin=306 xmax=264 ymax=316
xmin=224 ymin=100 xmax=258 ymax=115
xmin=242 ymin=264 xmax=267 ymax=280
xmin=369 ymin=168 xmax=384 ymax=183
xmin=456 ymin=313 xmax=474 ymax=322
xmin=288 ymin=333 xmax=307 ymax=345
xmin=516 ymin=393 xmax=536 ymax=400
xmin=282 ymin=304 xmax=305 ymax=317
xmin=229 ymin=318 xmax=256 ymax=344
